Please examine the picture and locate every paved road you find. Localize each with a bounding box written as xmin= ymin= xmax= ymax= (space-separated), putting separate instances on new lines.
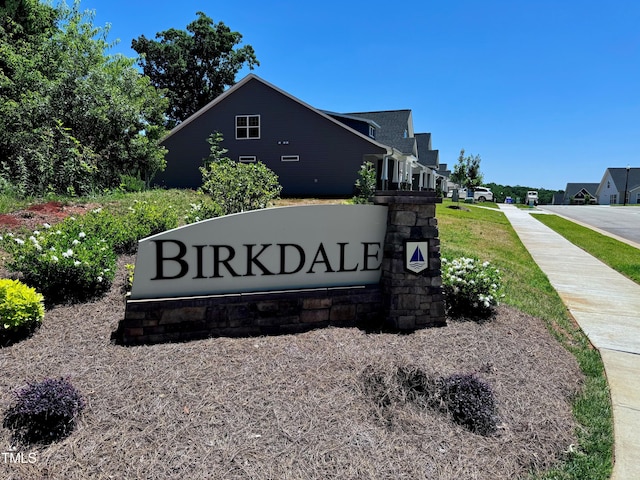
xmin=539 ymin=205 xmax=640 ymax=246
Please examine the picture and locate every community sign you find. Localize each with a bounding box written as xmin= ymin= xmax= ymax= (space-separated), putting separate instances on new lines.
xmin=130 ymin=205 xmax=389 ymax=299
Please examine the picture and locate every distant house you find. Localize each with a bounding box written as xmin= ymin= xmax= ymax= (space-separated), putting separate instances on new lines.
xmin=154 ymin=74 xmax=441 ymax=196
xmin=596 ymin=167 xmax=640 ymax=205
xmin=555 ymin=183 xmax=600 ymax=205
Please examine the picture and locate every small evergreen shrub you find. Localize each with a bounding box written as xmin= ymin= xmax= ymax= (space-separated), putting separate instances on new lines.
xmin=440 ymin=373 xmax=497 ymax=436
xmin=0 ymin=279 xmax=45 ymax=342
xmin=441 ymin=256 xmax=503 ymax=318
xmin=352 ymin=161 xmax=377 ymax=204
xmin=3 ymin=378 xmax=85 ymax=446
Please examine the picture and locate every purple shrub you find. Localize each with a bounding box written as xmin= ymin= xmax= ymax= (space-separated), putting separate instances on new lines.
xmin=3 ymin=377 xmax=85 ymax=445
xmin=441 ymin=373 xmax=497 ymax=436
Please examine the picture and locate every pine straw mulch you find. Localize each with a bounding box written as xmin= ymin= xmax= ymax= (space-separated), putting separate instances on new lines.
xmin=0 ymin=254 xmax=584 ymax=480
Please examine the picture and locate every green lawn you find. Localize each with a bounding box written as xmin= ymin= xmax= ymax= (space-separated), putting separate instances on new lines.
xmin=437 ymin=203 xmax=613 ymax=480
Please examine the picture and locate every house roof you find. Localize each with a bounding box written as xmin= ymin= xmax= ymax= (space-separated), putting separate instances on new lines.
xmin=162 ymin=74 xmax=391 ymax=154
xmin=415 ymin=133 xmax=438 ymax=167
xmin=604 ymin=167 xmax=640 ymax=191
xmin=564 ymin=183 xmax=600 ymax=197
xmin=343 ymin=110 xmax=415 ymax=154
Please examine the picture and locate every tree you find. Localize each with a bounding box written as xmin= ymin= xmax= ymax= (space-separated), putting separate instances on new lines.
xmin=450 ymin=149 xmax=483 ymax=191
xmin=132 ymin=12 xmax=259 ymax=128
xmin=0 ymin=0 xmax=168 ymax=196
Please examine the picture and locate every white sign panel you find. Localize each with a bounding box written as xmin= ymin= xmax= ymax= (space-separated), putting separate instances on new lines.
xmin=405 ymin=240 xmax=429 ymax=274
xmin=130 ymin=205 xmax=389 ymax=299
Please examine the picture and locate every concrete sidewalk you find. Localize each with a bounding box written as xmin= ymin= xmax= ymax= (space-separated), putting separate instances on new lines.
xmin=499 ymin=204 xmax=640 ymax=480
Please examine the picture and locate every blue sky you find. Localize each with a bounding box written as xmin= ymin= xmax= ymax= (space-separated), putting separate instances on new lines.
xmin=80 ymin=0 xmax=639 ymax=191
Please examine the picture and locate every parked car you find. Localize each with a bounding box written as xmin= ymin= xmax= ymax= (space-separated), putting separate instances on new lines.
xmin=460 ymin=187 xmax=494 ymax=202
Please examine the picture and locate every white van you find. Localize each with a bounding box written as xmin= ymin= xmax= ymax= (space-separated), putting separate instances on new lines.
xmin=525 ymin=191 xmax=538 ymax=205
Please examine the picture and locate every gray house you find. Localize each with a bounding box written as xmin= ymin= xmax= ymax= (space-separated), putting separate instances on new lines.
xmin=556 ymin=183 xmax=600 ymax=205
xmin=155 ymin=74 xmax=440 ymax=196
xmin=596 ymin=167 xmax=640 ymax=205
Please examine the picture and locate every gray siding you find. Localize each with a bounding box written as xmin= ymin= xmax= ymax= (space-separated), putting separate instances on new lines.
xmin=156 ymin=78 xmax=387 ymax=196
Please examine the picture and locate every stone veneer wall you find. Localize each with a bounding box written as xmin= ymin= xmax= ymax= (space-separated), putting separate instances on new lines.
xmin=115 ymin=286 xmax=382 ymax=346
xmin=374 ymin=191 xmax=446 ymax=330
xmin=115 ymin=190 xmax=445 ymax=345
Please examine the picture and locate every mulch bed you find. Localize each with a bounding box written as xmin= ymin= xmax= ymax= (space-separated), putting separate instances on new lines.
xmin=0 ymin=202 xmax=100 ymax=232
xmin=0 ymin=202 xmax=584 ymax=479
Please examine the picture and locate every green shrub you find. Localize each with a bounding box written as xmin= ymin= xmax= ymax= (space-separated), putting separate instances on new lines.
xmin=352 ymin=161 xmax=377 ymax=204
xmin=441 ymin=256 xmax=503 ymax=318
xmin=3 ymin=377 xmax=85 ymax=446
xmin=199 ymin=133 xmax=282 ymax=215
xmin=0 ymin=279 xmax=45 ymax=333
xmin=118 ymin=174 xmax=146 ymax=193
xmin=184 ymin=198 xmax=221 ymax=224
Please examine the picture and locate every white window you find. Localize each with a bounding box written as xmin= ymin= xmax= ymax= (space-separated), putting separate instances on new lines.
xmin=236 ymin=115 xmax=260 ymax=139
xmin=368 ymin=125 xmax=375 ymax=138
xmin=281 ymin=155 xmax=299 ymax=162
xmin=610 ymin=194 xmax=618 ymax=204
xmin=239 ymin=156 xmax=256 ymax=163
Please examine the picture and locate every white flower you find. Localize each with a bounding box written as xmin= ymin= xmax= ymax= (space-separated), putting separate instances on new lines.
xmin=29 ymin=236 xmax=37 ymax=243
xmin=72 ymin=239 xmax=80 ymax=245
xmin=51 ymin=255 xmax=59 ymax=262
xmin=78 ymin=232 xmax=86 ymax=238
xmin=43 ymin=223 xmax=51 ymax=229
xmin=97 ymin=276 xmax=103 ymax=282
xmin=33 ymin=230 xmax=40 ymax=235
xmin=62 ymin=249 xmax=74 ymax=258
xmin=15 ymin=238 xmax=24 ymax=245
xmin=74 ymin=260 xmax=81 ymax=266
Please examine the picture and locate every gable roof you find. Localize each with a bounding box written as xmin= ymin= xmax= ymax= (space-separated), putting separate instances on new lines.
xmin=162 ymin=74 xmax=392 ymax=153
xmin=603 ymin=167 xmax=640 ymax=191
xmin=564 ymin=183 xmax=599 ymax=197
xmin=344 ymin=110 xmax=414 ymax=154
xmin=415 ymin=133 xmax=439 ymax=167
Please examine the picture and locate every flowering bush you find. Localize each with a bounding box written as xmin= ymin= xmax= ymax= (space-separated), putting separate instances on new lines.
xmin=3 ymin=377 xmax=85 ymax=446
xmin=1 ymin=224 xmax=116 ymax=304
xmin=0 ymin=279 xmax=45 ymax=338
xmin=441 ymin=257 xmax=503 ymax=318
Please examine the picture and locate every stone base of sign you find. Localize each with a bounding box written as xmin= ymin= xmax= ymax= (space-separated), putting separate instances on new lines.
xmin=116 ymin=190 xmax=445 ymax=345
xmin=373 ymin=191 xmax=446 ymax=331
xmin=114 ymin=286 xmax=383 ymax=346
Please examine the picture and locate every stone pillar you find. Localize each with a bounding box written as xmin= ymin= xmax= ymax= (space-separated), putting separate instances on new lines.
xmin=373 ymin=191 xmax=446 ymax=331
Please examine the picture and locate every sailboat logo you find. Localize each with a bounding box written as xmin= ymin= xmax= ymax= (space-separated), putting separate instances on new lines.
xmin=405 ymin=241 xmax=429 ymax=274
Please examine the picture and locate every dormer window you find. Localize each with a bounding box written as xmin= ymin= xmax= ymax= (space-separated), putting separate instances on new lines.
xmin=369 ymin=125 xmax=375 ymax=138
xmin=236 ymin=115 xmax=260 ymax=139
